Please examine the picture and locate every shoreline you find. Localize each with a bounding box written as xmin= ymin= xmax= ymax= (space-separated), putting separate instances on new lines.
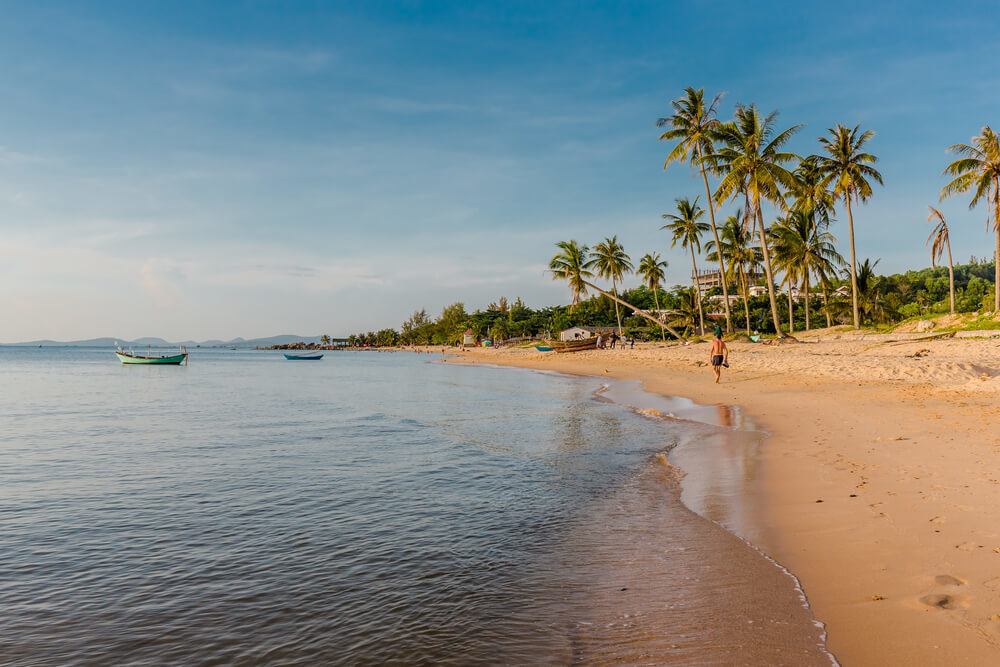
xmin=447 ymin=338 xmax=1000 ymax=665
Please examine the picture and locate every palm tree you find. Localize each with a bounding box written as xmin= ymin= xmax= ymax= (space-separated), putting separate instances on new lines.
xmin=940 ymin=126 xmax=1000 ymax=312
xmin=790 ymin=159 xmax=838 ymax=327
xmin=657 ymin=87 xmax=734 ymax=333
xmin=637 ymin=252 xmax=669 ymax=341
xmin=662 ymin=197 xmax=710 ymax=335
xmin=706 ymin=211 xmax=762 ymax=334
xmin=813 ymin=124 xmax=883 ymax=329
xmin=548 ymin=240 xmax=593 ymax=309
xmin=925 ymin=206 xmax=956 ymax=314
xmin=710 ymin=104 xmax=801 ymax=335
xmin=790 ymin=157 xmax=834 ymax=226
xmin=852 ymin=258 xmax=889 ymax=325
xmin=770 ymin=212 xmax=844 ymax=330
xmin=589 ymin=236 xmax=634 ymax=337
xmin=549 ymin=240 xmax=685 ymax=340
xmin=668 ymin=288 xmax=703 ymax=337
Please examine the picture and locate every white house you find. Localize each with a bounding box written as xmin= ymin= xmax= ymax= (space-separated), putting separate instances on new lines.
xmin=559 ymin=326 xmax=617 ymax=341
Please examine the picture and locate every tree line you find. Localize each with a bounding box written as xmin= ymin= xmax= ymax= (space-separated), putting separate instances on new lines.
xmin=339 ymin=253 xmax=994 ymax=348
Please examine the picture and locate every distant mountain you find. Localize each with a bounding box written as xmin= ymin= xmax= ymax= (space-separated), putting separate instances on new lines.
xmin=6 ymin=334 xmax=326 ymax=347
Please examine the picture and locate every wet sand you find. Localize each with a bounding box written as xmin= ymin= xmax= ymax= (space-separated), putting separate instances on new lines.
xmin=447 ymin=335 xmax=1000 ymax=665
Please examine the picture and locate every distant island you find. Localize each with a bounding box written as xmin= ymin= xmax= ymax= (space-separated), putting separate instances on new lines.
xmin=5 ymin=334 xmax=327 ymax=348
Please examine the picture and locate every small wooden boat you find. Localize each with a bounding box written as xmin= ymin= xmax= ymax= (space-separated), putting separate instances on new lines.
xmin=534 ymin=345 xmax=554 ymax=352
xmin=548 ymin=338 xmax=598 ymax=353
xmin=284 ymin=353 xmax=324 ymax=360
xmin=115 ymin=349 xmax=188 ymax=365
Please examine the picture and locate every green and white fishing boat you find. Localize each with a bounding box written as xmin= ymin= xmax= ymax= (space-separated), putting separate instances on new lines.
xmin=115 ymin=346 xmax=188 ymax=365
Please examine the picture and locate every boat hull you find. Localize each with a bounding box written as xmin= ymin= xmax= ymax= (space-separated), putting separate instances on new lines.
xmin=283 ymin=354 xmax=324 ymax=360
xmin=554 ymin=340 xmax=597 ymax=353
xmin=116 ymin=352 xmax=187 ymax=365
xmin=547 ymin=338 xmax=598 ymax=353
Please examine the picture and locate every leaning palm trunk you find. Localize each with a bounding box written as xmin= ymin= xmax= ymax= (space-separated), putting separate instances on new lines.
xmin=755 ymin=205 xmax=784 ymax=335
xmin=696 ymin=144 xmax=733 ymax=333
xmin=689 ymin=247 xmax=706 ymax=335
xmin=584 ymin=280 xmax=685 ymax=340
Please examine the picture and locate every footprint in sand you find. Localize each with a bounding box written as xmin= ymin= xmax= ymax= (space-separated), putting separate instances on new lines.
xmin=919 ymin=575 xmax=968 ymax=610
xmin=920 ymin=594 xmax=957 ymax=609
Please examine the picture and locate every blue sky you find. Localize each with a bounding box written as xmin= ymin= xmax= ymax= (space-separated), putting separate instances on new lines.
xmin=2 ymin=1 xmax=999 ymax=341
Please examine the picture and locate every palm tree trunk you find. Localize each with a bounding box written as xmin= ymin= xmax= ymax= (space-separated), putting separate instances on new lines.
xmin=945 ymin=238 xmax=956 ymax=314
xmin=823 ymin=283 xmax=832 ymax=327
xmin=803 ymin=274 xmax=811 ymax=330
xmin=612 ymin=280 xmax=623 ymax=337
xmin=583 ymin=280 xmax=684 ymax=340
xmin=696 ymin=144 xmax=732 ymax=333
xmin=689 ymin=247 xmax=705 ymax=335
xmin=846 ymin=194 xmax=861 ymax=328
xmin=994 ymin=178 xmax=1000 ymax=312
xmin=740 ymin=268 xmax=751 ymax=335
xmin=787 ymin=282 xmax=795 ymax=333
xmin=755 ymin=203 xmax=784 ymax=335
xmin=653 ymin=287 xmax=665 ymax=342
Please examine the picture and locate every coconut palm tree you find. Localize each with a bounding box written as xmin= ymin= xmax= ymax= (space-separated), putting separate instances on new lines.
xmin=926 ymin=206 xmax=956 ymax=314
xmin=710 ymin=104 xmax=801 ymax=335
xmin=637 ymin=252 xmax=669 ymax=340
xmin=940 ymin=126 xmax=1000 ymax=312
xmin=852 ymin=258 xmax=890 ymax=325
xmin=589 ymin=236 xmax=634 ymax=337
xmin=706 ymin=211 xmax=762 ymax=334
xmin=770 ymin=212 xmax=844 ymax=330
xmin=548 ymin=240 xmax=593 ymax=309
xmin=790 ymin=157 xmax=834 ymax=226
xmin=813 ymin=124 xmax=883 ymax=329
xmin=549 ymin=240 xmax=685 ymax=340
xmin=657 ymin=87 xmax=734 ymax=333
xmin=668 ymin=288 xmax=702 ymax=337
xmin=662 ymin=197 xmax=710 ymax=335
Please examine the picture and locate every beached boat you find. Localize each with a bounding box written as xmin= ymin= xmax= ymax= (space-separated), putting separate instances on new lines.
xmin=115 ymin=349 xmax=188 ymax=365
xmin=534 ymin=345 xmax=554 ymax=352
xmin=548 ymin=338 xmax=598 ymax=353
xmin=284 ymin=353 xmax=324 ymax=360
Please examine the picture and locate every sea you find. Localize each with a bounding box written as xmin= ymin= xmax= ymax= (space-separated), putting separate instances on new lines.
xmin=0 ymin=346 xmax=834 ymax=665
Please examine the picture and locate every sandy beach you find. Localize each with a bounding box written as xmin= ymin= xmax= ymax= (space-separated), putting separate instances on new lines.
xmin=448 ymin=333 xmax=1000 ymax=665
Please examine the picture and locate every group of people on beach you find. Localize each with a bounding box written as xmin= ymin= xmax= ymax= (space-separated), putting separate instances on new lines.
xmin=594 ymin=332 xmax=634 ymax=350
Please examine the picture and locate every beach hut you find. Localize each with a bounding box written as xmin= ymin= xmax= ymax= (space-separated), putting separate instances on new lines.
xmin=462 ymin=328 xmax=476 ymax=347
xmin=559 ymin=326 xmax=616 ymax=341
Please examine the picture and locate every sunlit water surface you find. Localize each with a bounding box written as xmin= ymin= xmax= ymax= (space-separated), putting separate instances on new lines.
xmin=0 ymin=348 xmax=832 ymax=665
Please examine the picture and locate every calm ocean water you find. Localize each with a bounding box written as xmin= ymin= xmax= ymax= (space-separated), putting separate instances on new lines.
xmin=0 ymin=347 xmax=832 ymax=665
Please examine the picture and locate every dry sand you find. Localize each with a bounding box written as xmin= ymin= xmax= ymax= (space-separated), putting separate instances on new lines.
xmin=446 ymin=334 xmax=1000 ymax=665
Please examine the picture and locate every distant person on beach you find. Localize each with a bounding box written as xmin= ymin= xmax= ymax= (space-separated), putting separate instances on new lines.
xmin=710 ymin=327 xmax=728 ymax=384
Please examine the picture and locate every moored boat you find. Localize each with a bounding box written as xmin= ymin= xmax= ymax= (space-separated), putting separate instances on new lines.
xmin=548 ymin=338 xmax=598 ymax=353
xmin=115 ymin=349 xmax=188 ymax=365
xmin=284 ymin=353 xmax=324 ymax=360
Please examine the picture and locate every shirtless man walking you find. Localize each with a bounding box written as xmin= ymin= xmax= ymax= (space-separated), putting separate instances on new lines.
xmin=709 ymin=327 xmax=728 ymax=384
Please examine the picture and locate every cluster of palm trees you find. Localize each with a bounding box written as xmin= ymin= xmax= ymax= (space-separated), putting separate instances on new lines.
xmin=548 ymin=86 xmax=1000 ymax=337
